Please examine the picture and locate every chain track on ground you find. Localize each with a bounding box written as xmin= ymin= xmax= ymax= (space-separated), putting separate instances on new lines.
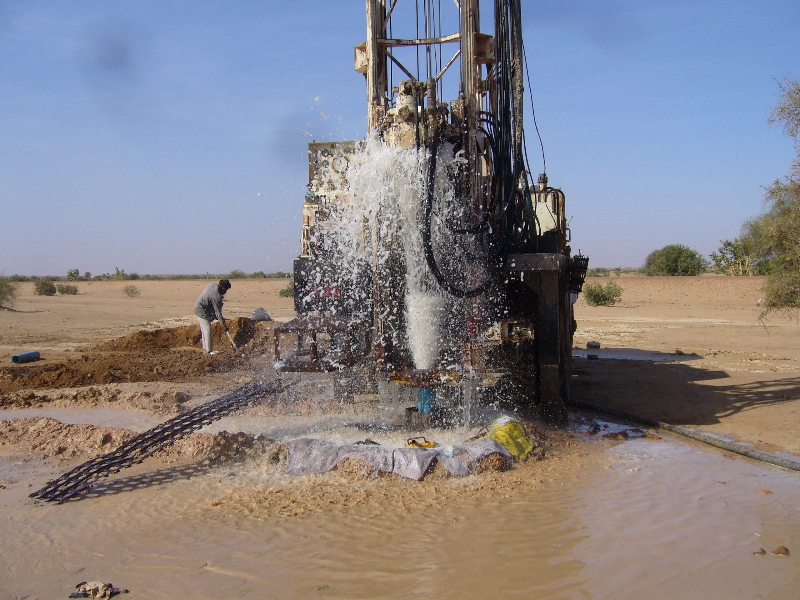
xmin=30 ymin=380 xmax=282 ymax=503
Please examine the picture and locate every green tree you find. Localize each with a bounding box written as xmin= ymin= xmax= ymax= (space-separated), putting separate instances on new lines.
xmin=770 ymin=77 xmax=800 ymax=177
xmin=746 ymin=77 xmax=800 ymax=314
xmin=642 ymin=244 xmax=707 ymax=276
xmin=66 ymin=269 xmax=80 ymax=281
xmin=710 ymin=238 xmax=759 ymax=275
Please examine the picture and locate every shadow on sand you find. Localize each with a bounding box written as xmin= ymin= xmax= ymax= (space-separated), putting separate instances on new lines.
xmin=571 ymin=350 xmax=800 ymax=428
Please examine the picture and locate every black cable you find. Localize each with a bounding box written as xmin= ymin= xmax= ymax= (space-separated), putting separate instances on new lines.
xmin=422 ymin=135 xmax=505 ymax=298
xmin=420 ymin=0 xmax=545 ymax=297
xmin=522 ymin=39 xmax=546 ymax=174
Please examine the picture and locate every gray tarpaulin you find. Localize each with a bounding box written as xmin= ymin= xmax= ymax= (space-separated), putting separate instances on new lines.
xmin=436 ymin=438 xmax=512 ymax=477
xmin=284 ymin=437 xmax=511 ymax=480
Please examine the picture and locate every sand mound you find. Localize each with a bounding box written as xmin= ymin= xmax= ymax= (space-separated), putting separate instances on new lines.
xmin=99 ymin=317 xmax=264 ymax=353
xmin=473 ymin=452 xmax=512 ymax=473
xmin=0 ymin=319 xmax=273 ymax=397
xmin=0 ymin=418 xmax=136 ymax=459
xmin=155 ymin=431 xmax=269 ymax=464
xmin=335 ymin=457 xmax=383 ymax=479
xmin=0 ymin=351 xmax=215 ymax=395
xmin=0 ymin=387 xmax=193 ymax=415
xmin=0 ymin=417 xmax=268 ymax=465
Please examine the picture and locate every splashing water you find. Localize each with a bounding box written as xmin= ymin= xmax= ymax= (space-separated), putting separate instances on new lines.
xmin=317 ymin=134 xmax=464 ymax=370
xmin=404 ymin=292 xmax=444 ymax=369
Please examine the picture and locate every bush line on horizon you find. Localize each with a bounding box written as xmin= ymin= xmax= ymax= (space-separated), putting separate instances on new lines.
xmin=5 ymin=269 xmax=293 ymax=282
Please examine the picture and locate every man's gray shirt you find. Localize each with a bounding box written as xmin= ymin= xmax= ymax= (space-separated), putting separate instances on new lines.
xmin=194 ymin=283 xmax=226 ymax=329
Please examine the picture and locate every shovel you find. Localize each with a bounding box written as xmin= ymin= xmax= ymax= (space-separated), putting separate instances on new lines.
xmin=225 ymin=329 xmax=237 ymax=351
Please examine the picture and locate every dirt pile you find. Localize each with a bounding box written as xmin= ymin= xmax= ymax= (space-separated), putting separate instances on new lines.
xmin=98 ymin=317 xmax=265 ymax=353
xmin=0 ymin=387 xmax=193 ymax=415
xmin=0 ymin=318 xmax=273 ymax=398
xmin=0 ymin=352 xmax=213 ymax=395
xmin=0 ymin=418 xmax=136 ymax=459
xmin=156 ymin=431 xmax=270 ymax=465
xmin=0 ymin=417 xmax=268 ymax=464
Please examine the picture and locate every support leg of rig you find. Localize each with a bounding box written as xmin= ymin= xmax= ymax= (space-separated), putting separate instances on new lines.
xmin=538 ymin=271 xmax=568 ymax=423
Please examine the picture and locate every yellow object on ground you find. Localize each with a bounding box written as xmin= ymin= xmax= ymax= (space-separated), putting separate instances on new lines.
xmin=406 ymin=437 xmax=438 ymax=448
xmin=485 ymin=421 xmax=534 ymax=461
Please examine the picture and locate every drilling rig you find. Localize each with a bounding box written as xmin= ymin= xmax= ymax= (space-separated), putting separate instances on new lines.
xmin=274 ymin=0 xmax=588 ymax=425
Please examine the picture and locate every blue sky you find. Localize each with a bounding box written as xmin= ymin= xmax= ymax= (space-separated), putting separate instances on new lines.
xmin=0 ymin=0 xmax=798 ymax=275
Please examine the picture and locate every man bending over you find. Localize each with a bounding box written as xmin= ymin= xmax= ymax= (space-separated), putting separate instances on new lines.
xmin=194 ymin=279 xmax=231 ymax=354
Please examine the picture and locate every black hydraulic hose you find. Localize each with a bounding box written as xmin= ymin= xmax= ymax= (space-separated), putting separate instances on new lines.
xmin=568 ymin=398 xmax=800 ymax=472
xmin=421 ymin=0 xmax=543 ymax=295
xmin=421 ymin=136 xmax=504 ymax=298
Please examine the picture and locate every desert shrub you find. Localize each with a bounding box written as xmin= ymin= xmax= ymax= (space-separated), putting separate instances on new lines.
xmin=641 ymin=244 xmax=707 ymax=276
xmin=228 ymin=270 xmax=247 ymax=279
xmin=56 ymin=284 xmax=78 ymax=295
xmin=278 ymin=280 xmax=294 ymax=297
xmin=710 ymin=237 xmax=764 ymax=275
xmin=249 ymin=271 xmax=267 ymax=278
xmin=34 ymin=280 xmax=57 ymax=296
xmin=583 ymin=281 xmax=623 ymax=306
xmin=586 ymin=267 xmax=610 ymax=277
xmin=122 ymin=284 xmax=141 ymax=298
xmin=8 ymin=274 xmax=29 ymax=282
xmin=0 ymin=278 xmax=17 ymax=308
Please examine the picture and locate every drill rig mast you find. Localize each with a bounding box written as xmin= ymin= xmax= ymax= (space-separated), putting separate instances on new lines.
xmin=276 ymin=0 xmax=588 ymax=424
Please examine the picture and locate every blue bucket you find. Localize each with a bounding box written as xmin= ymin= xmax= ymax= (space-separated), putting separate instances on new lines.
xmin=417 ymin=387 xmax=436 ymax=414
xmin=11 ymin=351 xmax=40 ymax=364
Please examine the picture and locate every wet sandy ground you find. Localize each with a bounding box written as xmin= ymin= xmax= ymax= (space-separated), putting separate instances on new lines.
xmin=1 ymin=276 xmax=799 ymax=597
xmin=0 ymin=416 xmax=797 ymax=599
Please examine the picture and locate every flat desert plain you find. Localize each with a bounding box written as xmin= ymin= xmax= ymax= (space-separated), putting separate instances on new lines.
xmin=1 ymin=274 xmax=797 ymax=456
xmin=572 ymin=275 xmax=800 ymax=456
xmin=1 ymin=275 xmax=799 ymax=599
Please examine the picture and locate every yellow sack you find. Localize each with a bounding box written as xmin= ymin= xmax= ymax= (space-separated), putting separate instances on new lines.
xmin=486 ymin=421 xmax=533 ymax=461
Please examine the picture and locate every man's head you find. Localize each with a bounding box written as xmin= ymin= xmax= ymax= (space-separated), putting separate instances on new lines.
xmin=218 ymin=279 xmax=231 ymax=295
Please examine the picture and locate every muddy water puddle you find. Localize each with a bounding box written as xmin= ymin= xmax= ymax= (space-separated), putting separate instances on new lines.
xmin=2 ymin=430 xmax=799 ymax=599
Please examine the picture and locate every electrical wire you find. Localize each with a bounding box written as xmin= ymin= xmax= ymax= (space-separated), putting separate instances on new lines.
xmin=522 ymin=39 xmax=546 ymax=175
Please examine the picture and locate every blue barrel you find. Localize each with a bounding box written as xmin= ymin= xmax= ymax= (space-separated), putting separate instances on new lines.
xmin=417 ymin=387 xmax=436 ymax=414
xmin=11 ymin=351 xmax=40 ymax=364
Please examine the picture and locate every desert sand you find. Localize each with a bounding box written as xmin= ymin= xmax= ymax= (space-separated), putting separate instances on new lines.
xmin=1 ymin=275 xmax=798 ymax=598
xmin=2 ymin=275 xmax=797 ymax=455
xmin=572 ymin=275 xmax=800 ymax=456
